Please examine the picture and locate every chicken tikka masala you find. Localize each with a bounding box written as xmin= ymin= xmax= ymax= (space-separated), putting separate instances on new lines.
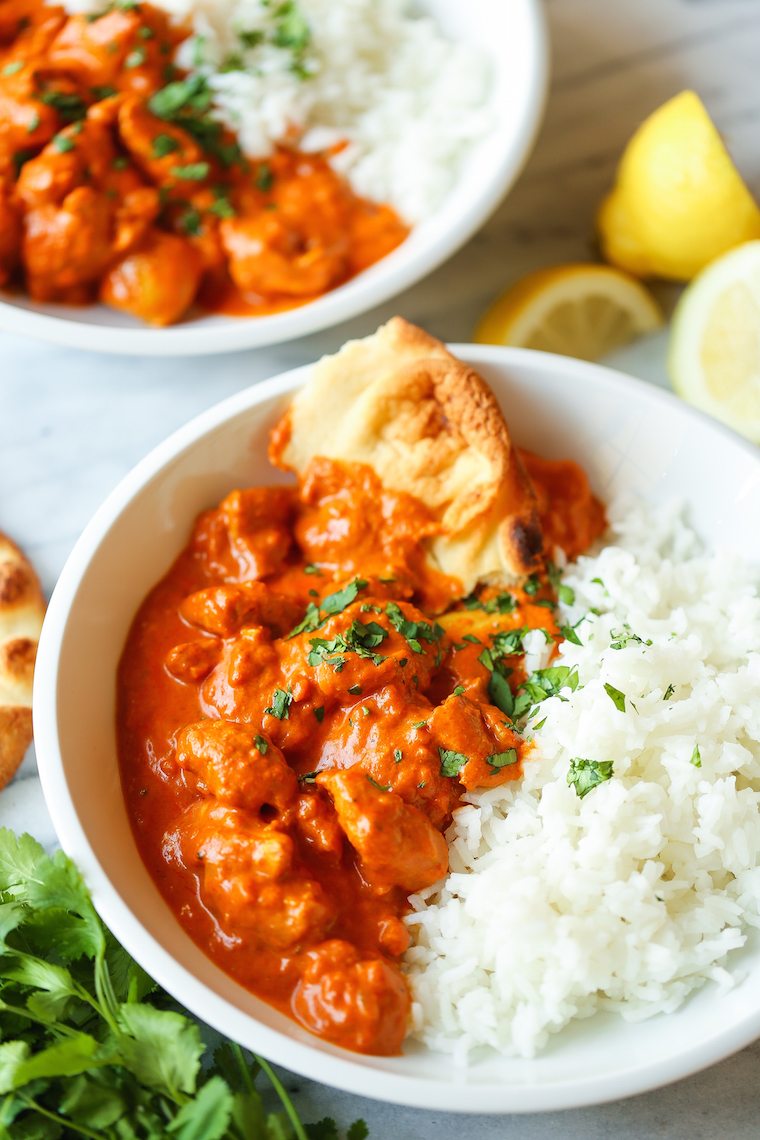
xmin=117 ymin=320 xmax=606 ymax=1055
xmin=0 ymin=0 xmax=408 ymax=324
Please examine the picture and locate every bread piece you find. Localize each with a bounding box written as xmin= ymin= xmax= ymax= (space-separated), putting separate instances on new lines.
xmin=0 ymin=532 xmax=45 ymax=789
xmin=271 ymin=317 xmax=543 ymax=594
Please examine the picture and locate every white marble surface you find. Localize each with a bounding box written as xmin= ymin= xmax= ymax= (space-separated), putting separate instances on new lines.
xmin=3 ymin=0 xmax=760 ymax=1133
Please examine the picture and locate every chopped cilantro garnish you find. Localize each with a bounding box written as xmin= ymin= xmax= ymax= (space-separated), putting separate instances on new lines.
xmin=180 ymin=207 xmax=201 ymax=235
xmin=2 ymin=61 xmax=23 ymax=77
xmin=41 ymin=90 xmax=87 ymax=121
xmin=321 ymin=577 xmax=368 ymax=615
xmin=304 ymin=564 xmax=321 ymax=575
xmin=367 ymin=775 xmax=390 ymax=792
xmin=567 ymin=757 xmax=613 ymax=798
xmin=413 ymin=721 xmax=426 ymax=729
xmin=532 ymin=717 xmax=547 ymax=731
xmin=308 ymin=620 xmax=388 ymax=670
xmin=399 ymin=657 xmax=408 ymax=667
xmin=691 ymin=744 xmax=701 ymax=768
xmin=591 ymin=577 xmax=604 ymax=585
xmin=313 ymin=706 xmax=324 ymax=723
xmin=287 ymin=601 xmax=321 ymax=639
xmin=299 ymin=770 xmax=318 ymax=782
xmin=663 ymin=683 xmax=675 ymax=701
xmin=439 ymin=747 xmax=468 ymax=778
xmin=488 ymin=669 xmax=514 ymax=717
xmin=462 ymin=591 xmax=516 ymax=615
xmin=239 ymin=28 xmax=265 ymax=47
xmin=52 ymin=134 xmax=75 ymax=153
xmin=560 ymin=623 xmax=583 ymax=646
xmin=92 ymin=84 xmax=117 ymax=99
xmin=348 ymin=684 xmax=362 ymax=695
xmin=490 ymin=626 xmax=529 ymax=657
xmin=264 ymin=688 xmax=292 ymax=719
xmin=253 ymin=734 xmax=268 ymax=755
xmin=152 ymin=133 xmax=178 ymax=157
xmin=486 ymin=748 xmax=518 ymax=775
xmin=478 ymin=647 xmax=494 ymax=671
xmin=26 ymin=111 xmax=39 ymax=133
xmin=558 ymin=584 xmax=575 ymax=606
xmin=610 ymin=628 xmax=652 ymax=650
xmin=255 ymin=162 xmax=274 ymax=191
xmin=124 ymin=46 xmax=146 ymax=68
xmin=208 ymin=194 xmax=236 ymax=218
xmin=111 ymin=155 xmax=129 ymax=170
xmin=453 ymin=686 xmax=465 ymax=696
xmin=462 ymin=634 xmax=481 ymax=644
xmin=604 ymin=683 xmax=626 ymax=712
xmin=170 ymin=162 xmax=210 ymax=180
xmin=394 ymin=748 xmax=402 ymax=763
xmin=385 ymin=601 xmax=444 ymax=654
xmin=523 ymin=574 xmax=541 ymax=596
xmin=362 ymin=706 xmax=370 ymax=716
xmin=138 ymin=25 xmax=153 ymax=38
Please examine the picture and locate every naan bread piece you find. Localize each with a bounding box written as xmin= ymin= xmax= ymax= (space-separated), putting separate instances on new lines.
xmin=0 ymin=532 xmax=45 ymax=789
xmin=271 ymin=317 xmax=543 ymax=595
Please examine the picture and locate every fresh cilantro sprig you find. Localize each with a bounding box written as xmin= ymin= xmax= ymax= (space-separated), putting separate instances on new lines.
xmin=461 ymin=591 xmax=516 ymax=616
xmin=384 ymin=603 xmax=444 ymax=656
xmin=0 ymin=830 xmax=366 ymax=1140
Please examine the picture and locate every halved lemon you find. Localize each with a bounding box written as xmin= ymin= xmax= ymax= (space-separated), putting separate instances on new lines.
xmin=474 ymin=264 xmax=664 ymax=361
xmin=668 ymin=239 xmax=760 ymax=442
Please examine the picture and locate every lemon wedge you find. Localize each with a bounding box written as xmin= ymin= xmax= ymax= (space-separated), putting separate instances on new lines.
xmin=598 ymin=90 xmax=760 ymax=281
xmin=474 ymin=263 xmax=663 ymax=361
xmin=668 ymin=240 xmax=760 ymax=441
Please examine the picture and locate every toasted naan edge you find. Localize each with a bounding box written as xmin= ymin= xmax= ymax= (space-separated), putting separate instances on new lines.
xmin=0 ymin=531 xmax=45 ymax=790
xmin=272 ymin=317 xmax=543 ymax=594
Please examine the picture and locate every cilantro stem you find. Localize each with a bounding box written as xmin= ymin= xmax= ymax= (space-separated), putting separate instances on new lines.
xmin=18 ymin=1095 xmax=104 ymax=1139
xmin=232 ymin=1040 xmax=256 ymax=1094
xmin=0 ymin=1001 xmax=81 ymax=1037
xmin=255 ymin=1054 xmax=309 ymax=1140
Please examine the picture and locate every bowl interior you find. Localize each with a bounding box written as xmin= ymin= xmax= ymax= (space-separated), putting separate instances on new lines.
xmin=0 ymin=0 xmax=545 ymax=355
xmin=35 ymin=347 xmax=760 ymax=1112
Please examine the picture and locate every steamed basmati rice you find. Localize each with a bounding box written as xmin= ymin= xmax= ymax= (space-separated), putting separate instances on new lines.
xmin=56 ymin=0 xmax=491 ymax=222
xmin=404 ymin=496 xmax=760 ymax=1061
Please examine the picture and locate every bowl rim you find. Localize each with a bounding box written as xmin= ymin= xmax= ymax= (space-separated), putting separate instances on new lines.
xmin=0 ymin=0 xmax=548 ymax=357
xmin=33 ymin=345 xmax=760 ymax=1113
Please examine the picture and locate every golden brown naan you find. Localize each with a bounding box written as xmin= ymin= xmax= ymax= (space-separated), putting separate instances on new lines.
xmin=271 ymin=317 xmax=543 ymax=594
xmin=0 ymin=532 xmax=45 ymax=790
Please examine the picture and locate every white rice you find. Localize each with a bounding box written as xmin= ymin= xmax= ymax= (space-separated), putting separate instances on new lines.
xmin=58 ymin=0 xmax=491 ymax=222
xmin=404 ymin=497 xmax=760 ymax=1062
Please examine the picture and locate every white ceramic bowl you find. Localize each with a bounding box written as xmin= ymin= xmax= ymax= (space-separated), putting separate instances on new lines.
xmin=0 ymin=0 xmax=546 ymax=356
xmin=34 ymin=347 xmax=760 ymax=1113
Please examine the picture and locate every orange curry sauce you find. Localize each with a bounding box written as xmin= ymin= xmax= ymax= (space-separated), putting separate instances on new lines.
xmin=117 ymin=455 xmax=606 ymax=1055
xmin=0 ymin=0 xmax=409 ymax=324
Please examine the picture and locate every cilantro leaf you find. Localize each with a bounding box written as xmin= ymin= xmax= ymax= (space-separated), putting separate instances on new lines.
xmin=12 ymin=1033 xmax=100 ymax=1085
xmin=313 ymin=707 xmax=324 ymax=723
xmin=264 ymin=688 xmax=292 ymax=720
xmin=560 ymin=624 xmax=583 ymax=646
xmin=307 ymin=1119 xmax=339 ymax=1140
xmin=663 ymin=683 xmax=675 ymax=701
xmin=462 ymin=591 xmax=516 ymax=615
xmin=490 ymin=626 xmax=529 ymax=657
xmin=0 ymin=1040 xmax=29 ymax=1093
xmin=567 ymin=757 xmax=614 ymax=798
xmin=347 ymin=1121 xmax=369 ymax=1140
xmin=486 ymin=749 xmax=518 ymax=774
xmin=167 ymin=1075 xmax=233 ymax=1139
xmin=118 ymin=1004 xmax=204 ymax=1098
xmin=523 ymin=574 xmax=541 ymax=597
xmin=487 ymin=670 xmax=514 ymax=717
xmin=320 ymin=578 xmax=368 ymax=615
xmin=385 ymin=602 xmax=444 ymax=655
xmin=439 ymin=748 xmax=468 ymax=778
xmin=287 ymin=601 xmax=321 ymax=639
xmin=366 ymin=776 xmax=390 ymax=792
xmin=253 ymin=735 xmax=268 ymax=755
xmin=604 ymin=683 xmax=626 ymax=712
xmin=691 ymin=744 xmax=701 ymax=768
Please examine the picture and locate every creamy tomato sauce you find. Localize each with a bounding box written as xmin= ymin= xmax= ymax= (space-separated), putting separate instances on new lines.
xmin=0 ymin=1 xmax=408 ymax=324
xmin=117 ymin=455 xmax=606 ymax=1055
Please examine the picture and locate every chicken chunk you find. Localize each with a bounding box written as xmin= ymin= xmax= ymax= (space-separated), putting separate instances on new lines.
xmin=180 ymin=582 xmax=303 ymax=640
xmin=317 ymin=766 xmax=448 ymax=894
xmin=99 ymin=228 xmax=203 ymax=326
xmin=175 ymin=719 xmax=298 ymax=817
xmin=292 ymin=939 xmax=409 ymax=1055
xmin=22 ymin=185 xmax=113 ymax=302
